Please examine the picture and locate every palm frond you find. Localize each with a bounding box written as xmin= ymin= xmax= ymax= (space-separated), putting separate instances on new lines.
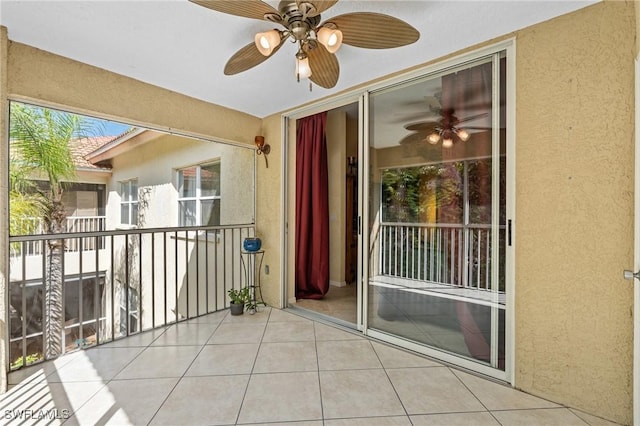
xmin=10 ymin=104 xmax=80 ymax=188
xmin=9 ymin=191 xmax=44 ymax=236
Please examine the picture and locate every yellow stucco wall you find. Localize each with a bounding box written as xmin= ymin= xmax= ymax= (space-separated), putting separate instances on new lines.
xmin=256 ymin=113 xmax=283 ymax=308
xmin=6 ymin=42 xmax=261 ymax=146
xmin=515 ymin=2 xmax=635 ymax=423
xmin=636 ymin=0 xmax=640 ymax=58
xmin=0 ymin=26 xmax=9 ymax=394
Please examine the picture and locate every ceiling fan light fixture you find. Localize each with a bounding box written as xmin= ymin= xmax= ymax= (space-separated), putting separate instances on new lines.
xmin=317 ymin=26 xmax=343 ymax=53
xmin=456 ymin=128 xmax=470 ymax=142
xmin=255 ymin=29 xmax=281 ymax=56
xmin=427 ymin=133 xmax=441 ymax=145
xmin=295 ymin=55 xmax=312 ymax=81
xmin=192 ymin=0 xmax=419 ymax=87
xmin=440 ymin=129 xmax=455 ymax=148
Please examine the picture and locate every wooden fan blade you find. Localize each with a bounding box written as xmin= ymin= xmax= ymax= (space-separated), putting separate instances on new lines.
xmin=224 ymin=40 xmax=283 ymax=75
xmin=390 ymin=111 xmax=438 ymax=124
xmin=307 ymin=43 xmax=339 ymax=88
xmin=324 ymin=12 xmax=419 ymax=49
xmin=405 ymin=121 xmax=438 ymax=132
xmin=457 ymin=111 xmax=489 ymax=124
xmin=399 ymin=132 xmax=427 ymax=146
xmin=297 ymin=0 xmax=338 ymax=17
xmin=189 ymin=0 xmax=278 ymax=21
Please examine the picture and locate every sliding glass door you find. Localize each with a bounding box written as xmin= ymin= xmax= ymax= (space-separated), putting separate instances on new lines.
xmin=365 ymin=53 xmax=508 ymax=374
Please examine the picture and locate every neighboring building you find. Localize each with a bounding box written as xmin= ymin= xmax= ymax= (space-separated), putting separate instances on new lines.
xmin=9 ymin=128 xmax=256 ymax=360
xmin=85 ymin=128 xmax=254 ymax=230
xmin=63 ymin=136 xmax=111 ymax=220
xmin=84 ymin=129 xmax=256 ymax=331
xmin=11 ymin=135 xmax=113 ymax=238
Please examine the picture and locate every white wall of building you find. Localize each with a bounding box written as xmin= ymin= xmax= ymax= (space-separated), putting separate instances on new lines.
xmin=105 ymin=132 xmax=254 ymax=230
xmin=100 ymin=132 xmax=256 ymax=329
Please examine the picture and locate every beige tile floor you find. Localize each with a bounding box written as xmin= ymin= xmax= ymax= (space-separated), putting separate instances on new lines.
xmin=2 ymin=307 xmax=620 ymax=426
xmin=294 ymin=284 xmax=357 ymax=324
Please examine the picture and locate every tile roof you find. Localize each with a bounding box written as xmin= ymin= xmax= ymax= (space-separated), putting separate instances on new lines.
xmin=69 ymin=136 xmax=117 ymax=170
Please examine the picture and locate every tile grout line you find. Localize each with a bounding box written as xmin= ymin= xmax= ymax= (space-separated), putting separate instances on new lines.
xmin=369 ymin=339 xmax=414 ymax=425
xmin=489 ymin=406 xmax=593 ymax=425
xmin=448 ymin=366 xmax=504 ymax=425
xmin=448 ymin=367 xmax=592 ymax=425
xmin=313 ymin=321 xmax=326 ymax=424
xmin=233 ymin=307 xmax=272 ymax=425
xmin=7 ymin=349 xmax=80 ymax=386
xmin=145 ymin=311 xmax=228 ymax=426
xmin=61 ymin=324 xmax=176 ymax=425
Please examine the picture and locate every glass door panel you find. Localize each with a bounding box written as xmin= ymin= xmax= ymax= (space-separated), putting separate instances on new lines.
xmin=366 ymin=55 xmax=506 ymax=371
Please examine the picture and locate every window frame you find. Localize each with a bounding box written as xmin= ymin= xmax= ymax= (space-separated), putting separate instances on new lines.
xmin=177 ymin=161 xmax=221 ymax=227
xmin=119 ymin=179 xmax=139 ymax=226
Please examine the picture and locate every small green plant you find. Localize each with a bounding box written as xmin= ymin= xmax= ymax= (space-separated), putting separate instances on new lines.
xmin=11 ymin=353 xmax=43 ymax=369
xmin=228 ymin=287 xmax=250 ymax=305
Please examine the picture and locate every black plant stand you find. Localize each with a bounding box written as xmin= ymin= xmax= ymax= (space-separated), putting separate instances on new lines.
xmin=240 ymin=249 xmax=266 ymax=314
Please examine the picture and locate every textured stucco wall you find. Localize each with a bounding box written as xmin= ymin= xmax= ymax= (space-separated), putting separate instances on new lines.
xmin=256 ymin=113 xmax=283 ymax=308
xmin=636 ymin=0 xmax=640 ymax=58
xmin=74 ymin=171 xmax=111 ymax=186
xmin=0 ymin=26 xmax=9 ymax=394
xmin=515 ymin=2 xmax=635 ymax=423
xmin=6 ymin=42 xmax=261 ymax=146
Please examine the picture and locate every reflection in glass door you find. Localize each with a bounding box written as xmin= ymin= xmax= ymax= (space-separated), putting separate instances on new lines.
xmin=366 ymin=54 xmax=507 ymax=373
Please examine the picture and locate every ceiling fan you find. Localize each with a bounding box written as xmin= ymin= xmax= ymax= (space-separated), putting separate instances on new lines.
xmin=400 ymin=109 xmax=490 ymax=149
xmin=189 ymin=0 xmax=420 ymax=89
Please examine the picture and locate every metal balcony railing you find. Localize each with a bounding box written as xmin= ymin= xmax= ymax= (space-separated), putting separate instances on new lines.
xmin=12 ymin=216 xmax=106 ymax=256
xmin=7 ymin=224 xmax=255 ymax=371
xmin=378 ymin=222 xmax=505 ymax=292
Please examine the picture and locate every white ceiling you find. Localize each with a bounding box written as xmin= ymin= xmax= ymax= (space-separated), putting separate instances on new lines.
xmin=1 ymin=0 xmax=597 ymax=118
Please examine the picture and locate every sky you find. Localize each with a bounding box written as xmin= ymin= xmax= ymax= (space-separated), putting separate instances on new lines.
xmin=85 ymin=117 xmax=132 ymax=138
xmin=10 ymin=101 xmax=134 ymax=139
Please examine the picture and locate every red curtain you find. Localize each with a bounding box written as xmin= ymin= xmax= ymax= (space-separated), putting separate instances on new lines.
xmin=295 ymin=112 xmax=330 ymax=299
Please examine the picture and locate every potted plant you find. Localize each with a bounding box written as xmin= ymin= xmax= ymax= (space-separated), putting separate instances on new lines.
xmin=228 ymin=287 xmax=250 ymax=315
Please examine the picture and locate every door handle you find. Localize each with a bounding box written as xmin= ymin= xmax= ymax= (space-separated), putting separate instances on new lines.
xmin=624 ymin=270 xmax=640 ymax=280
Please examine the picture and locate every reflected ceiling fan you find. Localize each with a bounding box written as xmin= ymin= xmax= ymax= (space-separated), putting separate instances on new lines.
xmin=189 ymin=0 xmax=420 ymax=89
xmin=400 ymin=109 xmax=489 ymax=149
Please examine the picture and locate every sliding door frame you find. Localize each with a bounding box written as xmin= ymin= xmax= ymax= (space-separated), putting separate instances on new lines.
xmin=280 ymin=92 xmax=365 ymax=327
xmin=280 ymin=38 xmax=516 ymax=383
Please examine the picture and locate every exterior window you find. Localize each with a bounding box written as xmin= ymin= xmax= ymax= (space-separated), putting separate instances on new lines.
xmin=119 ymin=286 xmax=139 ymax=336
xmin=177 ymin=162 xmax=221 ymax=226
xmin=120 ymin=179 xmax=138 ymax=226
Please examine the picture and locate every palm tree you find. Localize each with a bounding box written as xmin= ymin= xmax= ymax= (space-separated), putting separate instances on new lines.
xmin=9 ymin=161 xmax=43 ymax=238
xmin=10 ymin=103 xmax=92 ymax=358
